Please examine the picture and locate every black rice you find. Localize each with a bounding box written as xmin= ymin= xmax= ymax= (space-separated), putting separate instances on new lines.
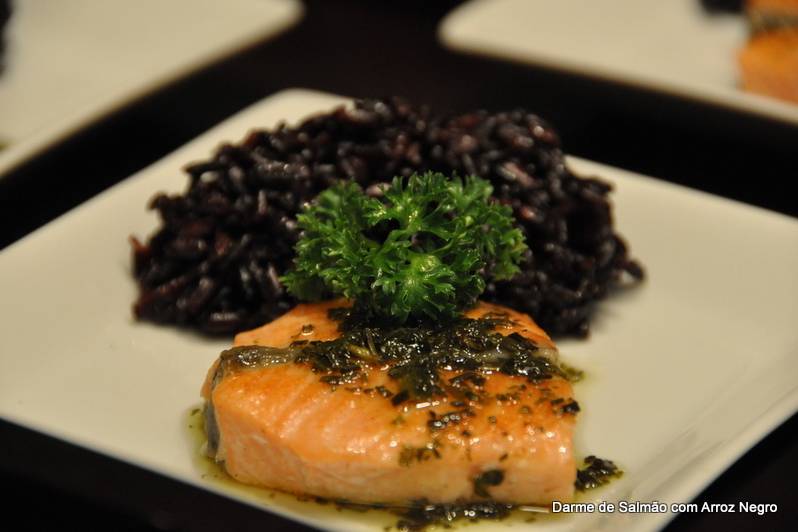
xmin=699 ymin=0 xmax=744 ymax=14
xmin=132 ymin=97 xmax=643 ymax=336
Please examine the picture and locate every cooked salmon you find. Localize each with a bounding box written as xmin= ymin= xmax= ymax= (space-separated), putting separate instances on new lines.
xmin=201 ymin=300 xmax=578 ymax=506
xmin=739 ymin=29 xmax=798 ymax=103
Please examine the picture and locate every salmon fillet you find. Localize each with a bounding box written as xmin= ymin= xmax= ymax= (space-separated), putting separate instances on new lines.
xmin=747 ymin=0 xmax=798 ymax=12
xmin=739 ymin=29 xmax=798 ymax=103
xmin=202 ymin=300 xmax=577 ymax=505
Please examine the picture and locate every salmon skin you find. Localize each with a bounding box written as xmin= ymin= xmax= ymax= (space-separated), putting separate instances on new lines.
xmin=201 ymin=300 xmax=578 ymax=506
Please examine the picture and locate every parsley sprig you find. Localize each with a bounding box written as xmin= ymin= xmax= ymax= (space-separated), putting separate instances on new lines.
xmin=282 ymin=172 xmax=527 ymax=323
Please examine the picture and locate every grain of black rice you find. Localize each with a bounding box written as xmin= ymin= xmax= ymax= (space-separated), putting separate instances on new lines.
xmin=131 ymin=98 xmax=644 ymax=336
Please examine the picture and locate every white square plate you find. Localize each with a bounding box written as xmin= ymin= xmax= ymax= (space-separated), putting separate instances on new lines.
xmin=1 ymin=89 xmax=796 ymax=532
xmin=439 ymin=0 xmax=798 ymax=125
xmin=0 ymin=0 xmax=302 ymax=176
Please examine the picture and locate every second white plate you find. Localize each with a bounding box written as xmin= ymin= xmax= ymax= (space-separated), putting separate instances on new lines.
xmin=440 ymin=0 xmax=798 ymax=125
xmin=0 ymin=0 xmax=302 ymax=176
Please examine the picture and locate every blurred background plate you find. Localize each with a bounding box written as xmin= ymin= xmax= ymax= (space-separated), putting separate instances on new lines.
xmin=0 ymin=0 xmax=302 ymax=176
xmin=439 ymin=0 xmax=798 ymax=125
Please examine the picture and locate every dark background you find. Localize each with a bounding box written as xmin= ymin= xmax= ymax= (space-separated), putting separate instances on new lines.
xmin=1 ymin=1 xmax=796 ymax=530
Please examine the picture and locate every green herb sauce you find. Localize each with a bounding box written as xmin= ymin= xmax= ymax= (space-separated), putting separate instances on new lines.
xmin=575 ymin=455 xmax=623 ymax=491
xmin=213 ymin=313 xmax=565 ymax=410
xmin=473 ymin=469 xmax=505 ymax=498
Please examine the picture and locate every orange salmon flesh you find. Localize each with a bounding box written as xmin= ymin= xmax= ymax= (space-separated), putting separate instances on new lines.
xmin=739 ymin=29 xmax=798 ymax=103
xmin=201 ymin=301 xmax=578 ymax=505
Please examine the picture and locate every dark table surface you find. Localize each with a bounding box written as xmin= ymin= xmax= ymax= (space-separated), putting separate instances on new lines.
xmin=1 ymin=1 xmax=796 ymax=530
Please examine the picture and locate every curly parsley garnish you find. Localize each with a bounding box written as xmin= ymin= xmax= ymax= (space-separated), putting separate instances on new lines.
xmin=282 ymin=172 xmax=527 ymax=323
